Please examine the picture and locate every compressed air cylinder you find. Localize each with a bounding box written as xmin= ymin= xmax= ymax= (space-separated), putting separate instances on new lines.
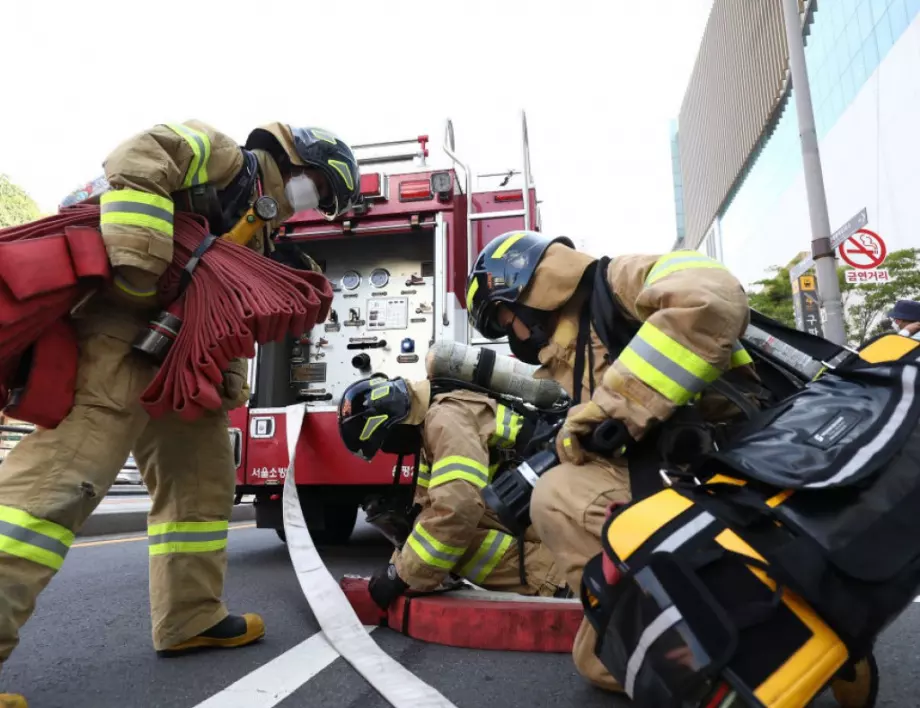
xmin=426 ymin=341 xmax=567 ymax=408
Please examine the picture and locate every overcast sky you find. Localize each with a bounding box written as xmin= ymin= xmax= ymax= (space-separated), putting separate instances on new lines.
xmin=1 ymin=0 xmax=713 ymax=256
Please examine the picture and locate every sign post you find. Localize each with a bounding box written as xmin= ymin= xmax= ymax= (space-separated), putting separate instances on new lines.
xmin=792 ymin=274 xmax=824 ymax=337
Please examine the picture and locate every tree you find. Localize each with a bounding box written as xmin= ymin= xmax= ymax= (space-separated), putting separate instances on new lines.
xmin=746 ymin=248 xmax=920 ymax=345
xmin=0 ymin=174 xmax=41 ymax=228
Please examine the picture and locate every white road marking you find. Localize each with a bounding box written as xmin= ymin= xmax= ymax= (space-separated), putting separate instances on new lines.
xmin=190 ymin=627 xmax=377 ymax=708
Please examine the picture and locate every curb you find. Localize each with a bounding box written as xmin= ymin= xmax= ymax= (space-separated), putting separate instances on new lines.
xmin=77 ymin=503 xmax=256 ymax=538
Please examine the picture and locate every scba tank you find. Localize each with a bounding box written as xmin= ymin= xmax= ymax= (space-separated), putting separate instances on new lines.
xmin=426 ymin=341 xmax=567 ymax=409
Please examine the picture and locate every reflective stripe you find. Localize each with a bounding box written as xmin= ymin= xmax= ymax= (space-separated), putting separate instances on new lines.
xmin=113 ymin=273 xmax=157 ymax=298
xmin=730 ymin=341 xmax=753 ymax=368
xmin=166 ymin=122 xmax=211 ymax=187
xmin=0 ymin=505 xmax=74 ymax=571
xmin=490 ymin=404 xmax=523 ymax=449
xmin=148 ymin=520 xmax=229 ymax=556
xmin=429 ymin=455 xmax=491 ymax=489
xmin=100 ymin=189 xmax=174 ymax=237
xmin=618 ymin=322 xmax=721 ymax=405
xmin=644 ymin=251 xmax=727 ymax=287
xmin=466 ymin=278 xmax=479 ymax=310
xmin=417 ymin=463 xmax=431 ymax=489
xmin=491 ymin=232 xmax=526 ymax=259
xmin=360 ymin=415 xmax=388 ymax=441
xmin=457 ymin=530 xmax=514 ymax=584
xmin=406 ymin=523 xmax=465 ymax=570
xmin=328 ymin=159 xmax=355 ymax=191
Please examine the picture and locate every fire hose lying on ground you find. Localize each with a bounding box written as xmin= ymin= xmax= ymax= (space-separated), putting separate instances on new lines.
xmin=0 ymin=204 xmax=332 ymax=426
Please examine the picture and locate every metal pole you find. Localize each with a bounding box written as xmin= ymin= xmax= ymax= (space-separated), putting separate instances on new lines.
xmin=780 ymin=0 xmax=848 ymax=345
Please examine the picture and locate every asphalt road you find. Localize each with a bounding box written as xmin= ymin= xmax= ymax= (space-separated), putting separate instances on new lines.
xmin=0 ymin=516 xmax=913 ymax=708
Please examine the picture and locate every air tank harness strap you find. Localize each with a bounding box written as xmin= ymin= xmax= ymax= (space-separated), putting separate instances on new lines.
xmin=178 ymin=232 xmax=219 ymax=294
xmin=518 ymin=535 xmax=527 ymax=586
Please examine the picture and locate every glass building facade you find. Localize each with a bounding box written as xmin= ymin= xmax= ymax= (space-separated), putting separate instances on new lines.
xmin=675 ymin=0 xmax=920 ymax=275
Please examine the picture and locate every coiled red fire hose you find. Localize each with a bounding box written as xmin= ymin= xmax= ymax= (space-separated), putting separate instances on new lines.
xmin=0 ymin=204 xmax=332 ymax=422
xmin=142 ymin=209 xmax=332 ymax=420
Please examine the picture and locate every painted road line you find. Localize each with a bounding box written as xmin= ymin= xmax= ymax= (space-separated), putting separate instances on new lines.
xmin=72 ymin=523 xmax=257 ymax=548
xmin=191 ymin=627 xmax=377 ymax=708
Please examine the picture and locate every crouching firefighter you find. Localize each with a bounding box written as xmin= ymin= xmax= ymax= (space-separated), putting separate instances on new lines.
xmin=336 ymin=369 xmax=571 ymax=612
xmin=466 ymin=231 xmax=878 ymax=707
xmin=0 ymin=121 xmax=360 ymax=708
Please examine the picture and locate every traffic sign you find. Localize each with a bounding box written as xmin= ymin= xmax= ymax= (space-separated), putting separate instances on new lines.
xmin=838 ymin=229 xmax=887 ymax=269
xmin=789 ymin=207 xmax=868 ymax=279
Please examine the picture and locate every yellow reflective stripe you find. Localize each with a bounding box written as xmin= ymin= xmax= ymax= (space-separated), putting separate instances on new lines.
xmin=457 ymin=530 xmax=514 ymax=583
xmin=360 ymin=414 xmax=388 ymax=441
xmin=618 ymin=322 xmax=721 ymax=405
xmin=113 ymin=274 xmax=157 ymax=298
xmin=406 ymin=522 xmax=465 ymax=570
xmin=645 ymin=251 xmax=727 ymax=287
xmin=370 ymin=384 xmax=390 ymax=401
xmin=0 ymin=505 xmax=73 ymax=571
xmin=730 ymin=341 xmax=754 ymax=368
xmin=490 ymin=404 xmax=524 ymax=449
xmin=466 ymin=278 xmax=479 ymax=311
xmin=430 ymin=455 xmax=491 ymax=489
xmin=147 ymin=520 xmax=229 ymax=556
xmin=328 ymin=159 xmax=354 ymax=191
xmin=100 ymin=189 xmax=174 ymax=237
xmin=166 ymin=122 xmax=211 ymax=187
xmin=417 ymin=463 xmax=431 ymax=488
xmin=491 ymin=232 xmax=526 ymax=259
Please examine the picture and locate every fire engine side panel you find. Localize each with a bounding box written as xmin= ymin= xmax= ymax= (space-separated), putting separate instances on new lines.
xmin=294 ymin=231 xmax=436 ymax=407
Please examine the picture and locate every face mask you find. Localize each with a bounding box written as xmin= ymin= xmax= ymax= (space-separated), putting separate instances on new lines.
xmin=284 ymin=174 xmax=321 ymax=212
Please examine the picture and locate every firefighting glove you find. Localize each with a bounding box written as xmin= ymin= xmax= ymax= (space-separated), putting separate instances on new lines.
xmin=221 ymin=357 xmax=250 ymax=411
xmin=368 ymin=563 xmax=410 ymax=611
xmin=555 ymin=402 xmax=610 ymax=465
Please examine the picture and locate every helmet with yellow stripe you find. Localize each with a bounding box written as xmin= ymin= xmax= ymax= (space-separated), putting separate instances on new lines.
xmin=466 ymin=231 xmax=574 ymax=340
xmin=338 ymin=376 xmax=414 ymax=462
xmin=246 ymin=123 xmax=361 ymax=220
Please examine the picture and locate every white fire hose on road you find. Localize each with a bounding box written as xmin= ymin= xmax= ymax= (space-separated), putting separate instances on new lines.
xmin=281 ymin=403 xmax=459 ymax=708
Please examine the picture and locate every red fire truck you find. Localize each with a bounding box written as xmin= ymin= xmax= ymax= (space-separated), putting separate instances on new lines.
xmin=230 ymin=113 xmax=541 ymax=544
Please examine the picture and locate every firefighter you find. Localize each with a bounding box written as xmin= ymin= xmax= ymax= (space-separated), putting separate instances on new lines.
xmin=0 ymin=121 xmax=360 ymax=707
xmin=465 ymin=231 xmax=876 ymax=707
xmin=337 ymin=375 xmax=568 ymax=610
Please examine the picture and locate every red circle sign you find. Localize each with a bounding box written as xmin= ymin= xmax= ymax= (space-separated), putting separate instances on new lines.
xmin=838 ymin=229 xmax=887 ymax=269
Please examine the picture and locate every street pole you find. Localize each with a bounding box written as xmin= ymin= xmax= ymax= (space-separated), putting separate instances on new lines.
xmin=780 ymin=0 xmax=848 ymax=345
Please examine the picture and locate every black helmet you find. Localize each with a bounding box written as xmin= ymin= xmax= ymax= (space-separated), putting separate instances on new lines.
xmin=338 ymin=376 xmax=413 ymax=461
xmin=245 ymin=123 xmax=361 ymax=220
xmin=466 ymin=230 xmax=574 ymax=339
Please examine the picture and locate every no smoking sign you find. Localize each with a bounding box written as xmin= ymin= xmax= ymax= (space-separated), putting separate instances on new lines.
xmin=838 ymin=229 xmax=887 ymax=269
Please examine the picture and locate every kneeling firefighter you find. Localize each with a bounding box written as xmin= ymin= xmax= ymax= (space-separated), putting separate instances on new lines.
xmin=337 ymin=347 xmax=571 ymax=610
xmin=466 ymin=231 xmax=878 ymax=707
xmin=0 ymin=121 xmax=360 ymax=707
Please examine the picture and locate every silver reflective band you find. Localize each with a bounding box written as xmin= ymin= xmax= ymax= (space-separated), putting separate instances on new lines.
xmin=100 ymin=199 xmax=174 ymax=224
xmin=408 ymin=528 xmax=463 ymax=564
xmin=430 ymin=461 xmax=490 ymax=486
xmin=625 ymin=605 xmax=683 ymax=697
xmin=147 ymin=530 xmax=228 ymax=546
xmin=652 ymin=512 xmax=715 ymax=554
xmin=463 ymin=532 xmax=511 ymax=582
xmin=627 ymin=335 xmax=711 ymax=396
xmin=0 ymin=519 xmax=69 ymax=558
xmin=517 ymin=461 xmax=540 ymax=487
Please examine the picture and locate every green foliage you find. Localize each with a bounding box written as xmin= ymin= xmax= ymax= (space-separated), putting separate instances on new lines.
xmin=747 ymin=248 xmax=920 ymax=345
xmin=0 ymin=174 xmax=41 ymax=228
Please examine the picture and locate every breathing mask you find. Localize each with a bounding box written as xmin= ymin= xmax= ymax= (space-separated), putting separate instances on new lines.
xmin=284 ymin=173 xmax=321 ymax=213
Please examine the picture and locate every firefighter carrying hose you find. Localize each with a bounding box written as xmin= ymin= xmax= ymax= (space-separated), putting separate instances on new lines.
xmin=465 ymin=231 xmax=875 ymax=708
xmin=337 ymin=374 xmax=569 ymax=610
xmin=0 ymin=121 xmax=360 ymax=707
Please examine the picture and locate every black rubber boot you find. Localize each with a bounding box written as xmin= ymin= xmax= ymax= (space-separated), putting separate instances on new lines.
xmin=157 ymin=613 xmax=265 ymax=657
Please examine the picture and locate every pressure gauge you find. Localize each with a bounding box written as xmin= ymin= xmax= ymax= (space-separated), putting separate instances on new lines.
xmin=253 ymin=196 xmax=279 ymax=222
xmin=341 ymin=270 xmax=362 ymax=291
xmin=370 ymin=268 xmax=390 ymax=288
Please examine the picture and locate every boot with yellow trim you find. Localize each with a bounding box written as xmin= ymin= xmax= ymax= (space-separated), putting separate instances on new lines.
xmin=0 ymin=694 xmax=27 ymax=708
xmin=829 ymin=654 xmax=879 ymax=708
xmin=156 ymin=613 xmax=265 ymax=657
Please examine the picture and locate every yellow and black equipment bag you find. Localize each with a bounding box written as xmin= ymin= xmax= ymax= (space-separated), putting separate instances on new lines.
xmin=580 ymin=334 xmax=920 ymax=708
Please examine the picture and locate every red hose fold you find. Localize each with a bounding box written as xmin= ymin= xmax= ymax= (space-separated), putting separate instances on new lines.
xmin=143 ymin=210 xmax=333 ymax=420
xmin=0 ymin=205 xmax=333 ymax=422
